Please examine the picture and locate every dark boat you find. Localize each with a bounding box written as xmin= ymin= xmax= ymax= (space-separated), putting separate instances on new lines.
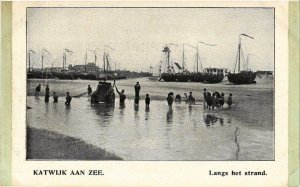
xmin=175 ymin=72 xmax=190 ymax=82
xmin=227 ymin=34 xmax=256 ymax=84
xmin=91 ymin=81 xmax=115 ymax=104
xmin=161 ymin=72 xmax=177 ymax=82
xmin=190 ymin=72 xmax=204 ymax=82
xmin=203 ymin=68 xmax=225 ymax=83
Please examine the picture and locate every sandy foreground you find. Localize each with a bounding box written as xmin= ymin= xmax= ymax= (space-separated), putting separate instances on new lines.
xmin=26 ymin=127 xmax=122 ymax=160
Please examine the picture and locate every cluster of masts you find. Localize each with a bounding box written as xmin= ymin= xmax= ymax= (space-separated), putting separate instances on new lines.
xmin=27 ymin=45 xmax=117 ymax=73
xmin=161 ymin=34 xmax=254 ymax=74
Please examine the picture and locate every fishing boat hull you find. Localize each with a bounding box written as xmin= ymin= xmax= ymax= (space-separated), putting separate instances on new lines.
xmin=190 ymin=73 xmax=204 ymax=82
xmin=203 ymin=74 xmax=224 ymax=83
xmin=160 ymin=73 xmax=177 ymax=82
xmin=91 ymin=82 xmax=115 ymax=104
xmin=227 ymin=71 xmax=256 ymax=84
xmin=175 ymin=73 xmax=190 ymax=82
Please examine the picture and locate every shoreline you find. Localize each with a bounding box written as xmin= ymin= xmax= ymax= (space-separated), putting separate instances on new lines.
xmin=26 ymin=127 xmax=123 ymax=160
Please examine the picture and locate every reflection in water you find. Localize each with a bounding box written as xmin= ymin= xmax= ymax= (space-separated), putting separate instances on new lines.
xmin=91 ymin=103 xmax=114 ymax=124
xmin=145 ymin=107 xmax=150 ymax=121
xmin=166 ymin=108 xmax=173 ymax=123
xmin=134 ymin=103 xmax=140 ymax=124
xmin=188 ymin=105 xmax=192 ymax=116
xmin=203 ymin=114 xmax=224 ymax=126
xmin=234 ymin=127 xmax=240 ymax=160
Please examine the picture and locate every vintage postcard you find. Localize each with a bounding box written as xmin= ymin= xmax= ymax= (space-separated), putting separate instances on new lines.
xmin=0 ymin=1 xmax=298 ymax=186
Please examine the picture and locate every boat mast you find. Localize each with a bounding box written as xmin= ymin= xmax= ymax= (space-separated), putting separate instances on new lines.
xmin=197 ymin=41 xmax=217 ymax=73
xmin=182 ymin=44 xmax=185 ymax=70
xmin=63 ymin=49 xmax=73 ymax=71
xmin=41 ymin=52 xmax=44 ymax=71
xmin=238 ymin=36 xmax=241 ymax=73
xmin=237 ymin=34 xmax=254 ymax=73
xmin=103 ymin=50 xmax=106 ymax=72
xmin=28 ymin=50 xmax=36 ymax=72
xmin=85 ymin=51 xmax=87 ymax=73
xmin=28 ymin=52 xmax=31 ymax=72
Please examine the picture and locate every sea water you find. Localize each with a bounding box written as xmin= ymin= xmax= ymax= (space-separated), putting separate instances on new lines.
xmin=27 ymin=92 xmax=273 ymax=160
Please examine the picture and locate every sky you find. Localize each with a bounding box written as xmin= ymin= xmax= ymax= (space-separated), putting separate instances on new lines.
xmin=27 ymin=8 xmax=274 ymax=73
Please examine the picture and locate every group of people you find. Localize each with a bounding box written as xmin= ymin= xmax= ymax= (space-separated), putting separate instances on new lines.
xmin=203 ymin=88 xmax=233 ymax=110
xmin=35 ymin=84 xmax=72 ymax=106
xmin=115 ymin=81 xmax=151 ymax=108
xmin=35 ymin=82 xmax=233 ymax=110
xmin=166 ymin=89 xmax=233 ymax=110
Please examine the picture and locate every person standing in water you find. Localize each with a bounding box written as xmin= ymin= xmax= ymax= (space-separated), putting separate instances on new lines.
xmin=166 ymin=92 xmax=174 ymax=108
xmin=45 ymin=85 xmax=50 ymax=94
xmin=219 ymin=93 xmax=225 ymax=108
xmin=227 ymin=93 xmax=233 ymax=108
xmin=187 ymin=92 xmax=195 ymax=104
xmin=35 ymin=84 xmax=41 ymax=96
xmin=65 ymin=92 xmax=72 ymax=106
xmin=44 ymin=85 xmax=50 ymax=103
xmin=203 ymin=88 xmax=207 ymax=108
xmin=87 ymin=85 xmax=92 ymax=98
xmin=53 ymin=92 xmax=59 ymax=103
xmin=134 ymin=82 xmax=141 ymax=98
xmin=115 ymin=85 xmax=126 ymax=105
xmin=145 ymin=94 xmax=151 ymax=108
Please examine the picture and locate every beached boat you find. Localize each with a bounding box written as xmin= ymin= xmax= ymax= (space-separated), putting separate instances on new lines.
xmin=190 ymin=72 xmax=204 ymax=82
xmin=91 ymin=81 xmax=115 ymax=104
xmin=228 ymin=34 xmax=256 ymax=84
xmin=175 ymin=72 xmax=190 ymax=82
xmin=203 ymin=68 xmax=225 ymax=83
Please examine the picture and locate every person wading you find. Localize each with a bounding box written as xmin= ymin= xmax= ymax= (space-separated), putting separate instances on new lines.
xmin=35 ymin=84 xmax=41 ymax=96
xmin=187 ymin=92 xmax=195 ymax=104
xmin=134 ymin=82 xmax=141 ymax=98
xmin=115 ymin=85 xmax=126 ymax=106
xmin=166 ymin=92 xmax=174 ymax=108
xmin=227 ymin=93 xmax=233 ymax=108
xmin=145 ymin=94 xmax=151 ymax=108
xmin=44 ymin=85 xmax=50 ymax=103
xmin=87 ymin=85 xmax=92 ymax=98
xmin=53 ymin=92 xmax=59 ymax=103
xmin=65 ymin=92 xmax=72 ymax=106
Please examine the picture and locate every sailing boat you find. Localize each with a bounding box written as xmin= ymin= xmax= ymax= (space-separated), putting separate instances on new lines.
xmin=191 ymin=41 xmax=217 ymax=83
xmin=228 ymin=34 xmax=256 ymax=84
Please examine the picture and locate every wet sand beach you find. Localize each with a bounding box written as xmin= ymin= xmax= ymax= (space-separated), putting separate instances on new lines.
xmin=27 ymin=127 xmax=122 ymax=160
xmin=27 ymin=77 xmax=274 ymax=160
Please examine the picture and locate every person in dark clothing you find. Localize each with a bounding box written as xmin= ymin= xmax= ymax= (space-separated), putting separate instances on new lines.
xmin=166 ymin=92 xmax=174 ymax=107
xmin=87 ymin=85 xmax=92 ymax=97
xmin=206 ymin=92 xmax=212 ymax=109
xmin=215 ymin=91 xmax=222 ymax=107
xmin=203 ymin=88 xmax=207 ymax=108
xmin=35 ymin=84 xmax=41 ymax=96
xmin=219 ymin=93 xmax=225 ymax=108
xmin=115 ymin=85 xmax=126 ymax=105
xmin=187 ymin=92 xmax=195 ymax=104
xmin=45 ymin=85 xmax=50 ymax=94
xmin=53 ymin=92 xmax=58 ymax=103
xmin=175 ymin=94 xmax=181 ymax=102
xmin=134 ymin=82 xmax=141 ymax=98
xmin=227 ymin=93 xmax=233 ymax=108
xmin=44 ymin=92 xmax=50 ymax=103
xmin=145 ymin=94 xmax=150 ymax=108
xmin=65 ymin=92 xmax=72 ymax=105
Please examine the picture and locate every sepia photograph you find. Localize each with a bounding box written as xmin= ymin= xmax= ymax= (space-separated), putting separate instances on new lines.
xmin=26 ymin=7 xmax=275 ymax=161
